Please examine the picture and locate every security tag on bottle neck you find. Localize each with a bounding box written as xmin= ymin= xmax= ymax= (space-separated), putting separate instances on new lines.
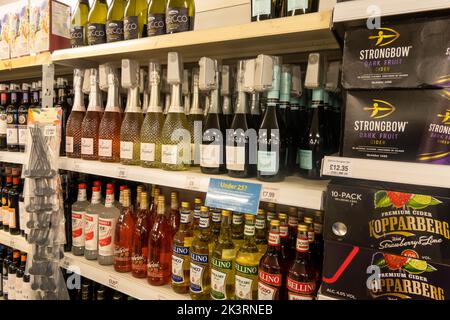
xmin=99 ymin=63 xmax=116 ymax=91
xmin=192 ymin=68 xmax=199 ymax=90
xmin=89 ymin=68 xmax=98 ymax=88
xmin=198 ymin=57 xmax=217 ymax=91
xmin=139 ymin=68 xmax=147 ymax=94
xmin=21 ymin=83 xmax=31 ymax=92
xmin=121 ymin=59 xmax=140 ymax=89
xmin=325 ymin=61 xmax=341 ymax=93
xmin=82 ymin=69 xmax=91 ymax=94
xmin=161 ymin=68 xmax=170 ymax=93
xmin=148 ymin=61 xmax=161 ymax=87
xmin=221 ymin=65 xmax=230 ymax=96
xmin=304 ymin=53 xmax=323 ymax=89
xmin=73 ymin=69 xmax=84 ymax=89
xmin=167 ymin=52 xmax=183 ymax=85
xmin=254 ymin=54 xmax=274 ymax=92
xmin=291 ymin=65 xmax=302 ymax=97
xmin=42 ymin=64 xmax=55 ymax=108
xmin=182 ymin=69 xmax=190 ymax=96
xmin=243 ymin=59 xmax=255 ymax=93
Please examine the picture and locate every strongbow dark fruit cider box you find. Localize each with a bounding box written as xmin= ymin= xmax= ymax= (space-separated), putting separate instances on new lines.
xmin=343 ymin=90 xmax=450 ymax=164
xmin=324 ymin=181 xmax=450 ymax=264
xmin=321 ymin=241 xmax=450 ymax=300
xmin=342 ymin=18 xmax=450 ymax=89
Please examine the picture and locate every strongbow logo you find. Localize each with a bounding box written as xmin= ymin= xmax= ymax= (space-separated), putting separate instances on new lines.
xmin=438 ymin=109 xmax=450 ymax=125
xmin=369 ymin=28 xmax=400 ymax=47
xmin=364 ymin=99 xmax=396 ymax=119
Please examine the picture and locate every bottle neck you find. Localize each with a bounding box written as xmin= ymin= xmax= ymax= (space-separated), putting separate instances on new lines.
xmin=222 ymin=96 xmax=232 ymax=115
xmin=296 ymin=231 xmax=309 ymax=254
xmin=22 ymin=92 xmax=29 ymax=104
xmin=125 ymin=87 xmax=142 ymax=113
xmin=251 ymin=93 xmax=260 ymax=115
xmin=199 ymin=214 xmax=210 ymax=231
xmin=268 ymin=228 xmax=281 ymax=250
xmin=11 ymin=93 xmax=18 ymax=103
xmin=157 ymin=201 xmax=165 ymax=215
xmin=147 ymin=77 xmax=161 ymax=113
xmin=180 ymin=210 xmax=191 ymax=226
xmin=168 ymin=84 xmax=183 ymax=113
xmin=189 ymin=83 xmax=203 ymax=115
xmin=208 ymin=84 xmax=221 ymax=114
xmin=171 ymin=197 xmax=178 ymax=211
xmin=87 ymin=83 xmax=102 ymax=112
xmin=219 ymin=215 xmax=232 ymax=240
xmin=105 ymin=82 xmax=120 ymax=112
xmin=105 ymin=193 xmax=115 ymax=208
xmin=235 ymin=91 xmax=248 ymax=114
xmin=91 ymin=191 xmax=101 ymax=204
xmin=243 ymin=223 xmax=256 ymax=243
xmin=77 ymin=189 xmax=87 ymax=202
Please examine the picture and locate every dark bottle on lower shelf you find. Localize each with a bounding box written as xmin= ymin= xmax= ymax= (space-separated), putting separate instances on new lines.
xmin=8 ymin=176 xmax=21 ymax=236
xmin=0 ymin=86 xmax=9 ymax=151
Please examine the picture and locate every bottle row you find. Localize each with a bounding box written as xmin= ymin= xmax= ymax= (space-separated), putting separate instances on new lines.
xmin=64 ymin=52 xmax=341 ymax=182
xmin=71 ymin=0 xmax=196 ymax=47
xmin=0 ymin=165 xmax=25 ymax=237
xmin=0 ymin=246 xmax=30 ymax=300
xmin=65 ymin=178 xmax=324 ymax=300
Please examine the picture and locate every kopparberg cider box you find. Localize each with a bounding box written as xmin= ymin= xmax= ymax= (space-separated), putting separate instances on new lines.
xmin=343 ymin=90 xmax=450 ymax=165
xmin=324 ymin=181 xmax=450 ymax=264
xmin=342 ymin=17 xmax=450 ymax=89
xmin=321 ymin=241 xmax=450 ymax=300
xmin=9 ymin=0 xmax=29 ymax=58
xmin=0 ymin=4 xmax=12 ymax=60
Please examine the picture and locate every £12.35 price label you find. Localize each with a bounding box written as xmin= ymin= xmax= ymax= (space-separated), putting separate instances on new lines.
xmin=322 ymin=158 xmax=352 ymax=177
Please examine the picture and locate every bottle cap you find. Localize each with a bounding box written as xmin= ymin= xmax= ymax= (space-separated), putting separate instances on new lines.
xmin=93 ymin=181 xmax=101 ymax=187
xmin=171 ymin=191 xmax=178 ymax=198
xmin=194 ymin=198 xmax=202 ymax=204
xmin=106 ymin=183 xmax=114 ymax=190
xmin=92 ymin=186 xmax=100 ymax=192
xmin=106 ymin=189 xmax=114 ymax=195
xmin=221 ymin=210 xmax=231 ymax=217
xmin=181 ymin=202 xmax=190 ymax=208
xmin=245 ymin=214 xmax=255 ymax=221
xmin=78 ymin=183 xmax=86 ymax=189
xmin=120 ymin=185 xmax=127 ymax=191
xmin=304 ymin=217 xmax=313 ymax=224
xmin=270 ymin=219 xmax=280 ymax=226
xmin=257 ymin=209 xmax=266 ymax=216
xmin=278 ymin=213 xmax=287 ymax=220
xmin=298 ymin=223 xmax=308 ymax=232
xmin=200 ymin=206 xmax=209 ymax=212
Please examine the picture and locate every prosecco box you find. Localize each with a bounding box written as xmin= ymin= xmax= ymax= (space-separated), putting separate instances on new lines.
xmin=324 ymin=181 xmax=450 ymax=264
xmin=343 ymin=89 xmax=450 ymax=165
xmin=342 ymin=18 xmax=450 ymax=89
xmin=321 ymin=241 xmax=450 ymax=300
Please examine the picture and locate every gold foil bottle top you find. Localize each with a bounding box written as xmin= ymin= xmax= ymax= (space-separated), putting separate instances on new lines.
xmin=221 ymin=210 xmax=231 ymax=217
xmin=181 ymin=201 xmax=190 ymax=209
xmin=140 ymin=192 xmax=148 ymax=209
xmin=270 ymin=219 xmax=280 ymax=227
xmin=278 ymin=213 xmax=287 ymax=220
xmin=157 ymin=195 xmax=165 ymax=215
xmin=171 ymin=191 xmax=178 ymax=199
xmin=257 ymin=209 xmax=266 ymax=216
xmin=154 ymin=188 xmax=161 ymax=199
xmin=304 ymin=217 xmax=313 ymax=224
xmin=245 ymin=214 xmax=255 ymax=221
xmin=267 ymin=202 xmax=276 ymax=210
xmin=122 ymin=189 xmax=131 ymax=207
xmin=195 ymin=198 xmax=202 ymax=204
xmin=200 ymin=206 xmax=209 ymax=213
xmin=298 ymin=223 xmax=308 ymax=232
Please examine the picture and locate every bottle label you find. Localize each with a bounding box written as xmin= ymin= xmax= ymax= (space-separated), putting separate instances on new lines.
xmin=172 ymin=254 xmax=186 ymax=284
xmin=98 ymin=139 xmax=113 ymax=157
xmin=257 ymin=151 xmax=277 ymax=173
xmin=255 ymin=218 xmax=265 ymax=230
xmin=162 ymin=144 xmax=178 ymax=164
xmin=98 ymin=218 xmax=116 ymax=256
xmin=212 ymin=211 xmax=221 ymax=223
xmin=235 ymin=274 xmax=255 ymax=300
xmin=72 ymin=210 xmax=85 ymax=247
xmin=124 ymin=16 xmax=139 ymax=40
xmin=106 ymin=20 xmax=124 ymax=42
xmin=299 ymin=149 xmax=313 ymax=170
xmin=87 ymin=23 xmax=106 ymax=45
xmin=244 ymin=225 xmax=255 ymax=236
xmin=296 ymin=237 xmax=309 ymax=252
xmin=226 ymin=146 xmax=246 ymax=171
xmin=0 ymin=113 xmax=6 ymax=134
xmin=200 ymin=144 xmax=221 ymax=168
xmin=2 ymin=202 xmax=9 ymax=226
xmin=84 ymin=213 xmax=98 ymax=250
xmin=3 ymin=276 xmax=8 ymax=295
xmin=66 ymin=136 xmax=74 ymax=153
xmin=166 ymin=7 xmax=189 ymax=34
xmin=15 ymin=280 xmax=22 ymax=300
xmin=288 ymin=0 xmax=309 ymax=12
xmin=280 ymin=225 xmax=289 ymax=238
xmin=18 ymin=117 xmax=27 ymax=146
xmin=120 ymin=141 xmax=134 ymax=160
xmin=252 ymin=0 xmax=271 ymax=17
xmin=9 ymin=208 xmax=16 ymax=228
xmin=140 ymin=143 xmax=156 ymax=162
xmin=70 ymin=26 xmax=84 ymax=47
xmin=288 ymin=216 xmax=298 ymax=227
xmin=180 ymin=212 xmax=191 ymax=224
xmin=19 ymin=200 xmax=26 ymax=233
xmin=232 ymin=214 xmax=243 ymax=225
xmin=258 ymin=281 xmax=277 ymax=300
xmin=268 ymin=232 xmax=280 ymax=246
xmin=199 ymin=217 xmax=210 ymax=229
xmin=81 ymin=138 xmax=94 ymax=155
xmin=288 ymin=292 xmax=315 ymax=300
xmin=8 ymin=274 xmax=15 ymax=299
xmin=211 ymin=258 xmax=232 ymax=300
xmin=259 ymin=270 xmax=282 ymax=287
xmin=115 ymin=247 xmax=131 ymax=263
xmin=7 ymin=126 xmax=18 ymax=145
xmin=194 ymin=209 xmax=201 ymax=219
xmin=190 ymin=253 xmax=209 ymax=293
xmin=147 ymin=13 xmax=165 ymax=36
xmin=287 ymin=278 xmax=316 ymax=295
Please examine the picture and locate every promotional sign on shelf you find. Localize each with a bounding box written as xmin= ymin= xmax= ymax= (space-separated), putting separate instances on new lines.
xmin=205 ymin=178 xmax=262 ymax=215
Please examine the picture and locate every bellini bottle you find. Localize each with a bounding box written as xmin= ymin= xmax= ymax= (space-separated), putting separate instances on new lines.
xmin=172 ymin=202 xmax=193 ymax=294
xmin=98 ymin=73 xmax=122 ymax=162
xmin=141 ymin=62 xmax=164 ymax=168
xmin=132 ymin=191 xmax=150 ymax=278
xmin=98 ymin=188 xmax=120 ymax=265
xmin=147 ymin=0 xmax=166 ymax=36
xmin=114 ymin=189 xmax=135 ymax=272
xmin=106 ymin=0 xmax=126 ymax=43
xmin=71 ymin=0 xmax=90 ymax=47
xmin=299 ymin=88 xmax=326 ymax=179
xmin=251 ymin=0 xmax=276 ymax=22
xmin=120 ymin=85 xmax=143 ymax=166
xmin=188 ymin=69 xmax=203 ymax=166
xmin=87 ymin=0 xmax=108 ymax=45
xmin=148 ymin=195 xmax=172 ymax=285
xmin=124 ymin=0 xmax=148 ymax=40
xmin=81 ymin=69 xmax=103 ymax=161
xmin=66 ymin=70 xmax=85 ymax=159
xmin=72 ymin=184 xmax=89 ymax=256
xmin=257 ymin=57 xmax=285 ymax=182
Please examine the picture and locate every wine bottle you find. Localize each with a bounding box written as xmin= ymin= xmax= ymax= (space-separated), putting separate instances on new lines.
xmin=257 ymin=56 xmax=285 ymax=182
xmin=6 ymin=84 xmax=20 ymax=152
xmin=0 ymin=84 xmax=9 ymax=151
xmin=250 ymin=93 xmax=261 ymax=130
xmin=124 ymin=0 xmax=148 ymax=40
xmin=66 ymin=70 xmax=85 ymax=159
xmin=71 ymin=0 xmax=90 ymax=47
xmin=17 ymin=84 xmax=30 ymax=153
xmin=188 ymin=0 xmax=195 ymax=31
xmin=288 ymin=94 xmax=302 ymax=173
xmin=141 ymin=61 xmax=164 ymax=168
xmin=187 ymin=68 xmax=203 ymax=166
xmin=278 ymin=64 xmax=292 ymax=175
xmin=147 ymin=0 xmax=166 ymax=36
xmin=287 ymin=0 xmax=312 ymax=16
xmin=221 ymin=65 xmax=233 ymax=129
xmin=251 ymin=0 xmax=276 ymax=22
xmin=166 ymin=0 xmax=190 ymax=34
xmin=106 ymin=0 xmax=126 ymax=43
xmin=87 ymin=0 xmax=108 ymax=45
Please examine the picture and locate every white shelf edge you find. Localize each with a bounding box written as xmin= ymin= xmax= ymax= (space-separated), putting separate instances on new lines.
xmin=0 ymin=230 xmax=32 ymax=253
xmin=333 ymin=0 xmax=450 ymax=23
xmin=58 ymin=157 xmax=328 ymax=210
xmin=0 ymin=151 xmax=27 ymax=165
xmin=322 ymin=156 xmax=450 ymax=188
xmin=61 ymin=253 xmax=190 ymax=300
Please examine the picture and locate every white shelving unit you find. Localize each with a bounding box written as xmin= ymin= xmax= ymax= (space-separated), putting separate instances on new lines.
xmin=61 ymin=253 xmax=189 ymax=300
xmin=0 ymin=230 xmax=32 ymax=253
xmin=0 ymin=151 xmax=27 ymax=165
xmin=322 ymin=156 xmax=450 ymax=189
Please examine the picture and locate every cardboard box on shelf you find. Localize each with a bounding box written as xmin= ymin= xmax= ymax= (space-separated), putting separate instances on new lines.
xmin=0 ymin=3 xmax=13 ymax=60
xmin=9 ymin=0 xmax=29 ymax=58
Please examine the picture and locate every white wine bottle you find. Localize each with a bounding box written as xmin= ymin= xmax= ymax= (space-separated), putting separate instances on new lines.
xmin=87 ymin=0 xmax=108 ymax=45
xmin=166 ymin=0 xmax=189 ymax=34
xmin=71 ymin=0 xmax=90 ymax=47
xmin=106 ymin=0 xmax=126 ymax=43
xmin=124 ymin=0 xmax=148 ymax=40
xmin=147 ymin=0 xmax=166 ymax=36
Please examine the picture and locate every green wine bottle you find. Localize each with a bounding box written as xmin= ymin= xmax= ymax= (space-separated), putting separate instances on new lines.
xmin=71 ymin=0 xmax=90 ymax=47
xmin=147 ymin=0 xmax=167 ymax=36
xmin=166 ymin=0 xmax=189 ymax=34
xmin=124 ymin=0 xmax=148 ymax=40
xmin=188 ymin=0 xmax=195 ymax=31
xmin=87 ymin=0 xmax=108 ymax=45
xmin=106 ymin=0 xmax=126 ymax=43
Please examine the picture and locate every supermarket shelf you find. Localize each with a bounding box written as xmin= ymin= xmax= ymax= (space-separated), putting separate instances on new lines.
xmin=59 ymin=157 xmax=328 ymax=210
xmin=322 ymin=156 xmax=450 ymax=189
xmin=333 ymin=0 xmax=450 ymax=23
xmin=61 ymin=253 xmax=189 ymax=300
xmin=0 ymin=53 xmax=52 ymax=81
xmin=52 ymin=11 xmax=338 ymax=66
xmin=0 ymin=230 xmax=32 ymax=253
xmin=0 ymin=151 xmax=27 ymax=165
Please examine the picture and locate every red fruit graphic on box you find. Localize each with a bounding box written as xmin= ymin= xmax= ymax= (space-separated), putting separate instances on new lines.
xmin=85 ymin=231 xmax=94 ymax=241
xmin=387 ymin=192 xmax=412 ymax=208
xmin=384 ymin=253 xmax=409 ymax=270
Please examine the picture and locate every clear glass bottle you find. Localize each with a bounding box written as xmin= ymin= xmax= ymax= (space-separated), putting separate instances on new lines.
xmin=98 ymin=188 xmax=120 ymax=265
xmin=120 ymin=86 xmax=143 ymax=165
xmin=87 ymin=0 xmax=108 ymax=45
xmin=71 ymin=0 xmax=90 ymax=47
xmin=106 ymin=0 xmax=126 ymax=43
xmin=169 ymin=191 xmax=180 ymax=237
xmin=72 ymin=183 xmax=89 ymax=256
xmin=192 ymin=197 xmax=202 ymax=237
xmin=84 ymin=186 xmax=103 ymax=260
xmin=231 ymin=212 xmax=244 ymax=251
xmin=147 ymin=0 xmax=167 ymax=36
xmin=124 ymin=0 xmax=148 ymax=40
xmin=255 ymin=209 xmax=267 ymax=255
xmin=187 ymin=69 xmax=203 ymax=167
